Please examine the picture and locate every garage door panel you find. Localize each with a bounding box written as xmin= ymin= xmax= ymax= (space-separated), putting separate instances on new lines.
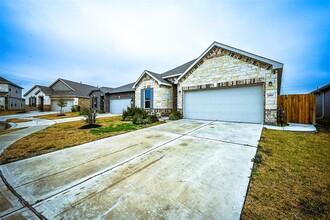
xmin=184 ymin=86 xmax=263 ymax=123
xmin=110 ymin=99 xmax=131 ymax=114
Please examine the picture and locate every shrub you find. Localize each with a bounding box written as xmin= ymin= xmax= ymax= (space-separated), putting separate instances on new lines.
xmin=124 ymin=116 xmax=133 ymax=121
xmin=169 ymin=111 xmax=182 ymax=120
xmin=132 ymin=114 xmax=144 ymax=124
xmin=146 ymin=114 xmax=159 ymax=124
xmin=79 ymin=108 xmax=89 ymax=116
xmin=122 ymin=107 xmax=148 ymax=121
xmin=84 ymin=108 xmax=97 ymax=125
xmin=71 ymin=106 xmax=77 ymax=112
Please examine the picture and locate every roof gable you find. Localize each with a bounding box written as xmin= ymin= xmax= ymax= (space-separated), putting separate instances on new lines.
xmin=132 ymin=70 xmax=172 ymax=89
xmin=50 ymin=78 xmax=97 ymax=97
xmin=175 ymin=41 xmax=283 ymax=84
xmin=50 ymin=79 xmax=74 ymax=91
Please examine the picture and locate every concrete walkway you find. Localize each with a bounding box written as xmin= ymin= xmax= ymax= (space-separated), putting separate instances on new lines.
xmin=9 ymin=113 xmax=119 ymax=129
xmin=0 ymin=120 xmax=263 ymax=219
xmin=264 ymin=122 xmax=317 ymax=132
xmin=0 ymin=111 xmax=57 ymax=121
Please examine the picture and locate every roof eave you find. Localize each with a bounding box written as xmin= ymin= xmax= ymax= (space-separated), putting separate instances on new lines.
xmin=162 ymin=73 xmax=182 ymax=79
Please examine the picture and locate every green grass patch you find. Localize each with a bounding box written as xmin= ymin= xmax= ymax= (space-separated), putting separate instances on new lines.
xmin=242 ymin=128 xmax=330 ymax=219
xmin=90 ymin=123 xmax=139 ymax=134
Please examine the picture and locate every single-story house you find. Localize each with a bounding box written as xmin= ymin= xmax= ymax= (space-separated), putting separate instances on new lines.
xmin=0 ymin=77 xmax=25 ymax=110
xmin=133 ymin=41 xmax=283 ymax=125
xmin=311 ymin=83 xmax=330 ymax=118
xmin=24 ymin=78 xmax=97 ymax=111
xmin=89 ymin=82 xmax=135 ymax=114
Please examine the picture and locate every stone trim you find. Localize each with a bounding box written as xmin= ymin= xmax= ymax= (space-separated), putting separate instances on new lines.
xmin=182 ymin=77 xmax=265 ymax=91
xmin=178 ymin=46 xmax=273 ymax=83
xmin=147 ymin=108 xmax=173 ymax=116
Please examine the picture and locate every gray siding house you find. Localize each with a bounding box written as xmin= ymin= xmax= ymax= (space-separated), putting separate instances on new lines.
xmin=90 ymin=83 xmax=135 ymax=114
xmin=311 ymin=83 xmax=330 ymax=118
xmin=0 ymin=77 xmax=25 ymax=110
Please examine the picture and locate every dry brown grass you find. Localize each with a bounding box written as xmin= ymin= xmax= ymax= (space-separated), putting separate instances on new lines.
xmin=0 ymin=127 xmax=27 ymax=135
xmin=0 ymin=110 xmax=28 ymax=115
xmin=0 ymin=116 xmax=163 ymax=164
xmin=33 ymin=111 xmax=81 ymax=119
xmin=242 ymin=128 xmax=330 ymax=219
xmin=6 ymin=118 xmax=32 ymax=123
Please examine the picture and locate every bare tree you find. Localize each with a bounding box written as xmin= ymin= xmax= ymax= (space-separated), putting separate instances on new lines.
xmin=57 ymin=96 xmax=67 ymax=114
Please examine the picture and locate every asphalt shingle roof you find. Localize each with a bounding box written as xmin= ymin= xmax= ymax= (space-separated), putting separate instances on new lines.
xmin=25 ymin=78 xmax=98 ymax=98
xmin=55 ymin=78 xmax=97 ymax=97
xmin=36 ymin=85 xmax=53 ymax=95
xmin=109 ymin=82 xmax=135 ymax=94
xmin=161 ymin=59 xmax=197 ymax=78
xmin=0 ymin=77 xmax=23 ymax=89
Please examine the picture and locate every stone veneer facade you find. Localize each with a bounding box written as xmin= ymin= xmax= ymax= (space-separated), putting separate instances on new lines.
xmin=177 ymin=54 xmax=278 ymax=125
xmin=135 ymin=75 xmax=173 ymax=115
xmin=78 ymin=98 xmax=90 ymax=109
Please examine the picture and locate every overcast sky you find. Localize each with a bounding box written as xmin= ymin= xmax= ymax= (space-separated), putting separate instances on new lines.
xmin=0 ymin=0 xmax=329 ymax=94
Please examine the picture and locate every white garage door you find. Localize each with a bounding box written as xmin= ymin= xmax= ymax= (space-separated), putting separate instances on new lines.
xmin=184 ymin=86 xmax=264 ymax=123
xmin=110 ymin=99 xmax=131 ymax=114
xmin=51 ymin=100 xmax=74 ymax=112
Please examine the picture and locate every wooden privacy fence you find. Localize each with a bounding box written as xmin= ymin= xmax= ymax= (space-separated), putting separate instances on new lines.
xmin=277 ymin=94 xmax=316 ymax=124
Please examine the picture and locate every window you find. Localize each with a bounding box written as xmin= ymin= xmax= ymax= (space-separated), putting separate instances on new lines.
xmin=93 ymin=97 xmax=98 ymax=108
xmin=141 ymin=89 xmax=153 ymax=109
xmin=29 ymin=97 xmax=37 ymax=107
xmin=145 ymin=89 xmax=151 ymax=108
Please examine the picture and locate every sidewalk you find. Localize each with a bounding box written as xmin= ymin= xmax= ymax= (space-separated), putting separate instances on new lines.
xmin=0 ymin=111 xmax=57 ymax=121
xmin=264 ymin=122 xmax=317 ymax=132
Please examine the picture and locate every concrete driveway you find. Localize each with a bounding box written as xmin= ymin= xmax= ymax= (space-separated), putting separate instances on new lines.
xmin=0 ymin=119 xmax=262 ymax=219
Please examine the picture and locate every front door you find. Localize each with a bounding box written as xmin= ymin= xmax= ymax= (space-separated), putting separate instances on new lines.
xmin=39 ymin=96 xmax=44 ymax=111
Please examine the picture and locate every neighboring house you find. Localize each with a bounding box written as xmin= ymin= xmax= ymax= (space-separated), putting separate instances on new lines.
xmin=24 ymin=78 xmax=97 ymax=111
xmin=0 ymin=77 xmax=25 ymax=110
xmin=311 ymin=83 xmax=330 ymax=118
xmin=89 ymin=82 xmax=135 ymax=114
xmin=133 ymin=41 xmax=284 ymax=125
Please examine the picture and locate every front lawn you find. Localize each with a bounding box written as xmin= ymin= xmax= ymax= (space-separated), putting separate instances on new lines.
xmin=33 ymin=111 xmax=81 ymax=119
xmin=0 ymin=110 xmax=28 ymax=115
xmin=6 ymin=118 xmax=32 ymax=123
xmin=0 ymin=116 xmax=163 ymax=164
xmin=242 ymin=128 xmax=330 ymax=219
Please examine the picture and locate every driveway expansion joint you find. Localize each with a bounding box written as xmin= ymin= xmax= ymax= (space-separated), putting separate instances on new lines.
xmin=0 ymin=171 xmax=46 ymax=220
